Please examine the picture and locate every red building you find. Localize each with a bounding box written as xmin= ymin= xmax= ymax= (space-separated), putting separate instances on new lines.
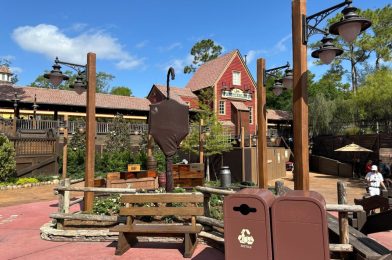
xmin=185 ymin=49 xmax=257 ymax=135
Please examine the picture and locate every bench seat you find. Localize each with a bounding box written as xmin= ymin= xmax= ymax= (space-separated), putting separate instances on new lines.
xmin=111 ymin=223 xmax=202 ymax=234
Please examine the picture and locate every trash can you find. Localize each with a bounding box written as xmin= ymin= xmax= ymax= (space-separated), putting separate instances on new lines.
xmin=271 ymin=190 xmax=330 ymax=260
xmin=224 ymin=188 xmax=275 ymax=260
xmin=219 ymin=166 xmax=231 ymax=188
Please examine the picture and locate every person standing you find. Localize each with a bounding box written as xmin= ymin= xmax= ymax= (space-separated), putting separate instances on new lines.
xmin=364 ymin=160 xmax=373 ymax=177
xmin=365 ymin=165 xmax=387 ymax=196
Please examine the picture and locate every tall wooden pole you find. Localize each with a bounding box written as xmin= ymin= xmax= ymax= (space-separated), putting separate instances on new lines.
xmin=62 ymin=114 xmax=68 ymax=179
xmin=257 ymin=58 xmax=268 ymax=188
xmin=292 ymin=0 xmax=309 ymax=191
xmin=84 ymin=52 xmax=96 ymax=212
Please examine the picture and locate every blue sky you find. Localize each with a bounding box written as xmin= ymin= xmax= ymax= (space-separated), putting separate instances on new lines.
xmin=1 ymin=0 xmax=389 ymax=98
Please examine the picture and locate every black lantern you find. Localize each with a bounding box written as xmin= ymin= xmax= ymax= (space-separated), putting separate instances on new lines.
xmin=282 ymin=68 xmax=293 ymax=89
xmin=44 ymin=58 xmax=69 ymax=87
xmin=329 ymin=5 xmax=372 ymax=43
xmin=70 ymin=72 xmax=86 ymax=89
xmin=272 ymin=80 xmax=285 ymax=96
xmin=311 ymin=36 xmax=343 ymax=64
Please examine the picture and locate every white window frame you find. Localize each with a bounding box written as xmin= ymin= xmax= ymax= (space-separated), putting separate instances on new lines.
xmin=249 ymin=106 xmax=253 ymax=124
xmin=219 ymin=100 xmax=226 ymax=115
xmin=232 ymin=71 xmax=241 ymax=86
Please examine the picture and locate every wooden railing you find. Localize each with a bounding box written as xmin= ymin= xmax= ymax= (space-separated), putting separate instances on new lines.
xmin=54 ymin=178 xmax=137 ymax=214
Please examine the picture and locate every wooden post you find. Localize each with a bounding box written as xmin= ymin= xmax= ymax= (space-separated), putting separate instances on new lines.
xmin=257 ymin=58 xmax=268 ymax=188
xmin=203 ymin=193 xmax=211 ymax=218
xmin=84 ymin=52 xmax=97 ymax=212
xmin=199 ymin=118 xmax=204 ymax=164
xmin=338 ymin=181 xmax=349 ymax=257
xmin=292 ymin=0 xmax=309 ymax=191
xmin=241 ymin=126 xmax=245 ymax=182
xmin=62 ymin=114 xmax=68 ymax=179
xmin=147 ymin=134 xmax=153 ymax=157
xmin=58 ymin=178 xmax=70 ymax=213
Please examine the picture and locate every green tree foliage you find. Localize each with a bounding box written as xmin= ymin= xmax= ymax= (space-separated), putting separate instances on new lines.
xmin=354 ymin=68 xmax=392 ymax=121
xmin=309 ymin=93 xmax=336 ymax=136
xmin=181 ymin=88 xmax=232 ymax=157
xmin=308 ymin=65 xmax=350 ymax=100
xmin=104 ymin=115 xmax=131 ymax=153
xmin=360 ymin=5 xmax=392 ymax=69
xmin=0 ymin=134 xmax=16 ymax=181
xmin=110 ymin=86 xmax=132 ymax=96
xmin=184 ymin=39 xmax=222 ymax=74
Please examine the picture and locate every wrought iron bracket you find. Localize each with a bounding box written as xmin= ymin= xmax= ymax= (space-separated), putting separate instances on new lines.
xmin=302 ymin=0 xmax=351 ymax=45
xmin=263 ymin=62 xmax=290 ymax=86
xmin=54 ymin=57 xmax=86 ymax=73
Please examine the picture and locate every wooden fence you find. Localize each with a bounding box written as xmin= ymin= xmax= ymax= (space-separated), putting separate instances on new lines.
xmin=10 ymin=137 xmax=57 ymax=155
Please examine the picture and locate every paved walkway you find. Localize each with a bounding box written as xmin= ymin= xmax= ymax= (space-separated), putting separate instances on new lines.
xmin=0 ymin=200 xmax=224 ymax=260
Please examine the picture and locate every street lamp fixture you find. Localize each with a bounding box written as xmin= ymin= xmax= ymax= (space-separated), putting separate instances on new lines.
xmin=311 ymin=36 xmax=343 ymax=64
xmin=329 ymin=5 xmax=371 ymax=43
xmin=264 ymin=62 xmax=293 ymax=95
xmin=43 ymin=53 xmax=96 ymax=212
xmin=44 ymin=57 xmax=86 ymax=88
xmin=272 ymin=80 xmax=285 ymax=96
xmin=303 ymin=0 xmax=371 ymax=62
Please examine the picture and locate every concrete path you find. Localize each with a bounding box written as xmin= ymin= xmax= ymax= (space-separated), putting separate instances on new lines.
xmin=0 ymin=200 xmax=224 ymax=260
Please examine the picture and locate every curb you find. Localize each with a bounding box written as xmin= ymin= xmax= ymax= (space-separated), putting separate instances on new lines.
xmin=0 ymin=179 xmax=59 ymax=191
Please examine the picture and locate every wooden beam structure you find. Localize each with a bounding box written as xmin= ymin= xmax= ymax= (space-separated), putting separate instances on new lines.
xmin=292 ymin=0 xmax=309 ymax=190
xmin=257 ymin=58 xmax=268 ymax=188
xmin=84 ymin=53 xmax=97 ymax=212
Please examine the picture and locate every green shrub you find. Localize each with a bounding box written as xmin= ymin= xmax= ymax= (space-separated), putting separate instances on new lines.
xmin=15 ymin=177 xmax=39 ymax=185
xmin=93 ymin=195 xmax=121 ymax=216
xmin=0 ymin=134 xmax=16 ymax=182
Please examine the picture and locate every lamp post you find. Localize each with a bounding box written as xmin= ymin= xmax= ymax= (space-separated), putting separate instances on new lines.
xmin=12 ymin=92 xmax=20 ymax=135
xmin=59 ymin=115 xmax=69 ymax=180
xmin=292 ymin=0 xmax=371 ymax=190
xmin=44 ymin=53 xmax=96 ymax=212
xmin=32 ymin=94 xmax=38 ymax=129
xmin=257 ymin=59 xmax=293 ymax=188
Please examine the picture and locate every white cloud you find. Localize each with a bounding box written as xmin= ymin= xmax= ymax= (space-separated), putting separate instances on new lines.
xmin=136 ymin=40 xmax=149 ymax=48
xmin=10 ymin=66 xmax=23 ymax=74
xmin=0 ymin=55 xmax=15 ymax=61
xmin=161 ymin=54 xmax=193 ymax=73
xmin=12 ymin=24 xmax=144 ymax=70
xmin=159 ymin=42 xmax=182 ymax=52
xmin=246 ymin=34 xmax=292 ymax=64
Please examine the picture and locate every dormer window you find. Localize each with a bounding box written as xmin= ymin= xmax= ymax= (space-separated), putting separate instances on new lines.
xmin=232 ymin=71 xmax=241 ymax=86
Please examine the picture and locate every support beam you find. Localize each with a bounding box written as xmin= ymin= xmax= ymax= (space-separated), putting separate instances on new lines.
xmin=292 ymin=0 xmax=309 ymax=190
xmin=84 ymin=52 xmax=96 ymax=212
xmin=257 ymin=58 xmax=268 ymax=188
xmin=62 ymin=114 xmax=68 ymax=179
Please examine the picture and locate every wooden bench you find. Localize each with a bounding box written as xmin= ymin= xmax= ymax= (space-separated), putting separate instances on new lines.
xmin=110 ymin=192 xmax=204 ymax=258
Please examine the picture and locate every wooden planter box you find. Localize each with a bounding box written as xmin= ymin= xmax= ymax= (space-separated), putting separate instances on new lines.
xmin=120 ymin=172 xmax=136 ymax=180
xmin=94 ymin=178 xmax=106 ymax=187
xmin=107 ymin=177 xmax=157 ymax=189
xmin=136 ymin=170 xmax=157 ymax=178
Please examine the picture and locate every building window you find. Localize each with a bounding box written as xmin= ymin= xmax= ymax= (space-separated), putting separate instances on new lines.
xmin=249 ymin=107 xmax=253 ymax=124
xmin=219 ymin=100 xmax=226 ymax=115
xmin=232 ymin=71 xmax=241 ymax=86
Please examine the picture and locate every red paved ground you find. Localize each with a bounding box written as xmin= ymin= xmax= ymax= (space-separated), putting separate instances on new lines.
xmin=0 ymin=200 xmax=224 ymax=260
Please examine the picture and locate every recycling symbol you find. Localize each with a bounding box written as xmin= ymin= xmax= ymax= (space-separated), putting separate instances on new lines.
xmin=238 ymin=229 xmax=254 ymax=245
